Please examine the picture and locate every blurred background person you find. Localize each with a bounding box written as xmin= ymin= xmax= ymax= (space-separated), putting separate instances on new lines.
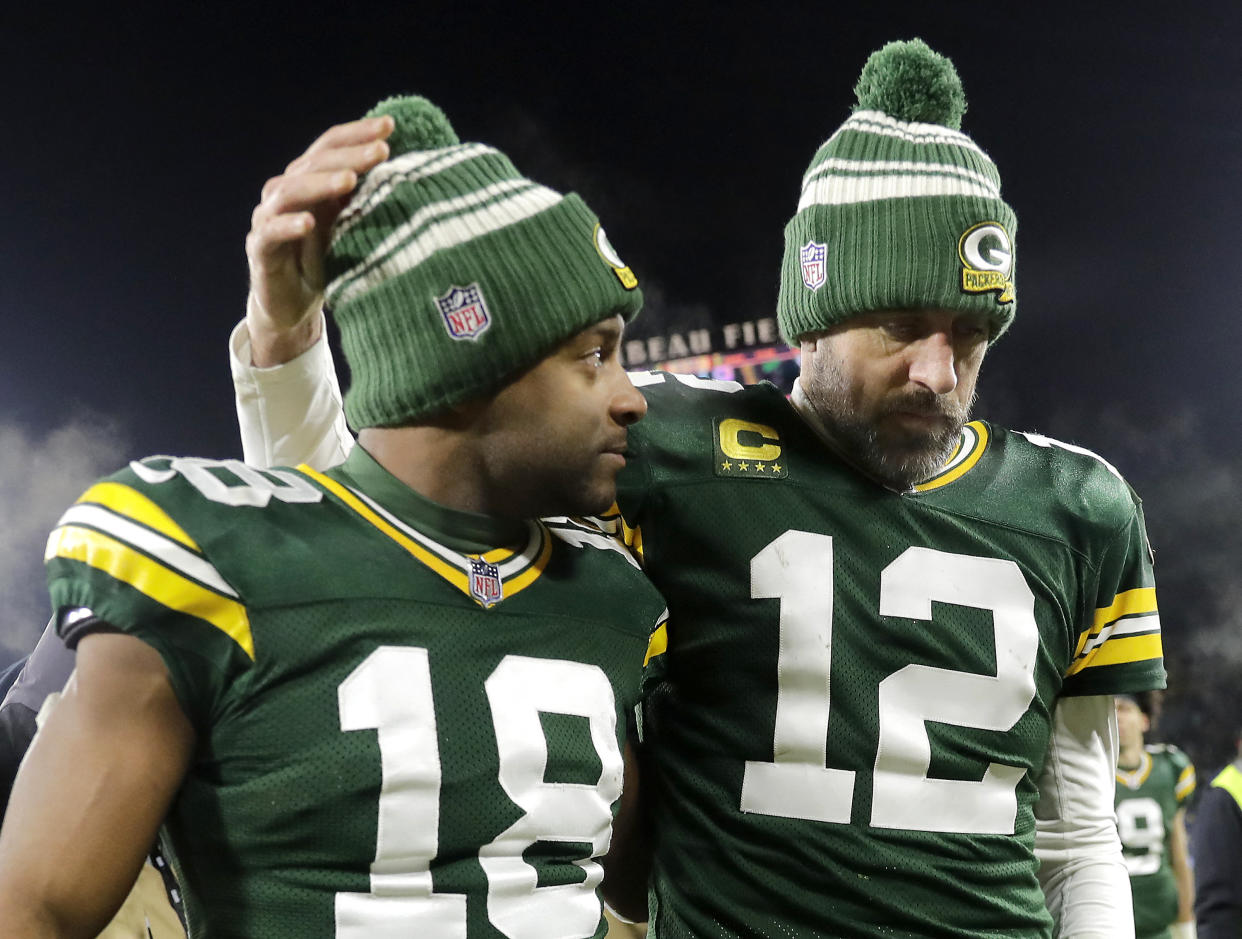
xmin=1116 ymin=692 xmax=1197 ymax=939
xmin=1194 ymin=728 xmax=1242 ymax=939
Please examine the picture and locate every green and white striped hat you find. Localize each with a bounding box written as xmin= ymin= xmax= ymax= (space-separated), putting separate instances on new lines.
xmin=325 ymin=95 xmax=642 ymax=429
xmin=777 ymin=39 xmax=1017 ymax=344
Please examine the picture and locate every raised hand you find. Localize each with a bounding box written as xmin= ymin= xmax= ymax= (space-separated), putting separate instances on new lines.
xmin=244 ymin=115 xmax=394 ymax=366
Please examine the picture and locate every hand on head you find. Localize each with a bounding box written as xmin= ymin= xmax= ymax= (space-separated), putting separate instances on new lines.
xmin=245 ymin=116 xmax=394 ymax=366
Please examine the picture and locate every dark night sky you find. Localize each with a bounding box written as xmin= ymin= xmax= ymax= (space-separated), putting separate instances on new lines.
xmin=3 ymin=3 xmax=1241 ymax=762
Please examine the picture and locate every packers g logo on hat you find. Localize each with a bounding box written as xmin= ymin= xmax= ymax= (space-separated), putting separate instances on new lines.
xmin=958 ymin=222 xmax=1014 ymax=303
xmin=593 ymin=223 xmax=638 ymax=290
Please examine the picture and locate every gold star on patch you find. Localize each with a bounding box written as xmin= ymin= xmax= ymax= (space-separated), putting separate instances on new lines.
xmin=754 ymin=463 xmax=765 ymax=473
xmin=721 ymin=460 xmax=732 ymax=471
xmin=772 ymin=463 xmax=782 ymax=473
xmin=739 ymin=462 xmax=749 ymax=472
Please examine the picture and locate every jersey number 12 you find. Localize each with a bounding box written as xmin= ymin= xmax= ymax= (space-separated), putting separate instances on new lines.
xmin=740 ymin=530 xmax=1038 ymax=834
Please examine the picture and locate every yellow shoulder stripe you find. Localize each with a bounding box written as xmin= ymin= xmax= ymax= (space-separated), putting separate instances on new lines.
xmin=77 ymin=482 xmax=198 ymax=550
xmin=47 ymin=525 xmax=253 ymax=659
xmin=644 ymin=622 xmax=668 ymax=667
xmin=623 ymin=519 xmax=644 ymax=564
xmin=1064 ymin=633 xmax=1162 ymax=677
xmin=1092 ymin=587 xmax=1158 ymax=634
xmin=1176 ymin=765 xmax=1197 ymax=800
xmin=1071 ymin=587 xmax=1160 ymax=659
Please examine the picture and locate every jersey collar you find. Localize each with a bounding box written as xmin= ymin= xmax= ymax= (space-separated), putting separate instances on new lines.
xmin=335 ymin=444 xmax=526 ymax=552
xmin=298 ymin=446 xmax=550 ymax=608
xmin=1116 ymin=749 xmax=1154 ymax=789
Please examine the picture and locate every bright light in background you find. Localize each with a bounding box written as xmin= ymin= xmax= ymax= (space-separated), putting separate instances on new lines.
xmin=0 ymin=417 xmax=129 ymax=665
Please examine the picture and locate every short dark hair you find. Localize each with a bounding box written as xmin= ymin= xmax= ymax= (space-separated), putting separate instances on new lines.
xmin=1133 ymin=690 xmax=1163 ymax=725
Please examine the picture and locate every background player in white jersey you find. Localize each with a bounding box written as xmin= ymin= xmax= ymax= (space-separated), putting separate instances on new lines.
xmin=1115 ymin=693 xmax=1197 ymax=938
xmin=0 ymin=95 xmax=668 ymax=937
xmin=228 ymin=42 xmax=1166 ymax=937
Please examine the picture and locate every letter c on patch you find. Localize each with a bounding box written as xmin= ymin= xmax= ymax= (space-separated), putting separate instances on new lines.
xmin=719 ymin=419 xmax=782 ymax=461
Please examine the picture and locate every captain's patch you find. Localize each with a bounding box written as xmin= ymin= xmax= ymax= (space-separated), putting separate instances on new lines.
xmin=713 ymin=418 xmax=788 ymax=479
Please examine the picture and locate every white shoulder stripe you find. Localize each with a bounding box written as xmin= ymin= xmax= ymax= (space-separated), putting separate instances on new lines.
xmin=626 ymin=370 xmax=667 ymax=387
xmin=56 ymin=504 xmax=237 ymax=598
xmin=1017 ymin=431 xmax=1124 ymax=481
xmin=546 ymin=523 xmax=640 ymax=568
xmin=1079 ymin=614 xmax=1161 ymax=658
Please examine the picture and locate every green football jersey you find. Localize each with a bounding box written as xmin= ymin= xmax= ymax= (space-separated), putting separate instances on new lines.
xmin=1116 ymin=744 xmax=1196 ymax=939
xmin=614 ymin=372 xmax=1166 ymax=938
xmin=46 ymin=446 xmax=668 ymax=938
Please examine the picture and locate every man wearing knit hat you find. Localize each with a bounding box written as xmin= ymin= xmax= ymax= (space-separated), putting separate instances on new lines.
xmin=229 ymin=40 xmax=1164 ymax=938
xmin=0 ymin=96 xmax=670 ymax=936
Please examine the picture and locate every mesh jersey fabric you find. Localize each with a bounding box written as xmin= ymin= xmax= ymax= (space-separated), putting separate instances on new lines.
xmin=47 ymin=452 xmax=667 ymax=938
xmin=615 ymin=372 xmax=1165 ymax=938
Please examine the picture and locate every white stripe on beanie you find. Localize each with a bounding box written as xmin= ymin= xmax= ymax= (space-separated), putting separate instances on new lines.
xmin=801 ymin=157 xmax=1000 ymax=198
xmin=833 ymin=110 xmax=987 ymax=153
xmin=333 ymin=143 xmax=499 ymax=242
xmin=328 ymin=183 xmax=562 ymax=308
xmin=798 ymin=172 xmax=999 ymax=210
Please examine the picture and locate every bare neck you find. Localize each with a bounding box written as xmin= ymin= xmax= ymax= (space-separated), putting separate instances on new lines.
xmin=1117 ymin=739 xmax=1145 ymax=769
xmin=357 ymin=424 xmax=495 ymax=516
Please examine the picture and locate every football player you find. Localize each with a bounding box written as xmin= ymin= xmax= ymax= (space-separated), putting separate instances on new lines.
xmin=0 ymin=95 xmax=668 ymax=936
xmin=227 ymin=42 xmax=1166 ymax=937
xmin=1115 ymin=693 xmax=1197 ymax=938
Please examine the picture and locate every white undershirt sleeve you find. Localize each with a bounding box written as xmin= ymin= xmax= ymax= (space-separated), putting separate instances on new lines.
xmin=230 ymin=312 xmax=355 ymax=471
xmin=1034 ymin=693 xmax=1134 ymax=939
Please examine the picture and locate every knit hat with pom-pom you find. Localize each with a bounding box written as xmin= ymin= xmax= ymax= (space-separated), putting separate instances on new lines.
xmin=325 ymin=95 xmax=642 ymax=429
xmin=777 ymin=39 xmax=1017 ymax=344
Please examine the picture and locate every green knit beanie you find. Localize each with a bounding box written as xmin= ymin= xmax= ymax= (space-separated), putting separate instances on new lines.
xmin=777 ymin=39 xmax=1017 ymax=345
xmin=325 ymin=95 xmax=643 ymax=429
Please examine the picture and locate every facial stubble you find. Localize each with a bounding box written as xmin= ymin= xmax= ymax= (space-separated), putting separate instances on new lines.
xmin=803 ymin=352 xmax=974 ymax=491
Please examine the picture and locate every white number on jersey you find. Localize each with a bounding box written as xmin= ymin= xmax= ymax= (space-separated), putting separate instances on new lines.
xmin=1117 ymin=796 xmax=1165 ymax=876
xmin=131 ymin=456 xmax=322 ymax=506
xmin=337 ymin=648 xmax=621 ymax=938
xmin=741 ymin=531 xmax=1038 ymax=834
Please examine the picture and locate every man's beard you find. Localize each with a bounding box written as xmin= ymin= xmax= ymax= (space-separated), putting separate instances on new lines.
xmin=803 ymin=357 xmax=973 ymax=491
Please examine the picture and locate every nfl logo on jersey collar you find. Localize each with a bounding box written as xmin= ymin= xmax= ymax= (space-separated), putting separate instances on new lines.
xmin=469 ymin=556 xmax=503 ymax=607
xmin=800 ymin=241 xmax=827 ymax=291
xmin=437 ymin=283 xmax=492 ymax=341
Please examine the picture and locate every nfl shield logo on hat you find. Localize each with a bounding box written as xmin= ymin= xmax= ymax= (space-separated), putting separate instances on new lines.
xmin=436 ymin=283 xmax=492 ymax=341
xmin=800 ymin=241 xmax=827 ymax=291
xmin=469 ymin=557 xmax=503 ymax=608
